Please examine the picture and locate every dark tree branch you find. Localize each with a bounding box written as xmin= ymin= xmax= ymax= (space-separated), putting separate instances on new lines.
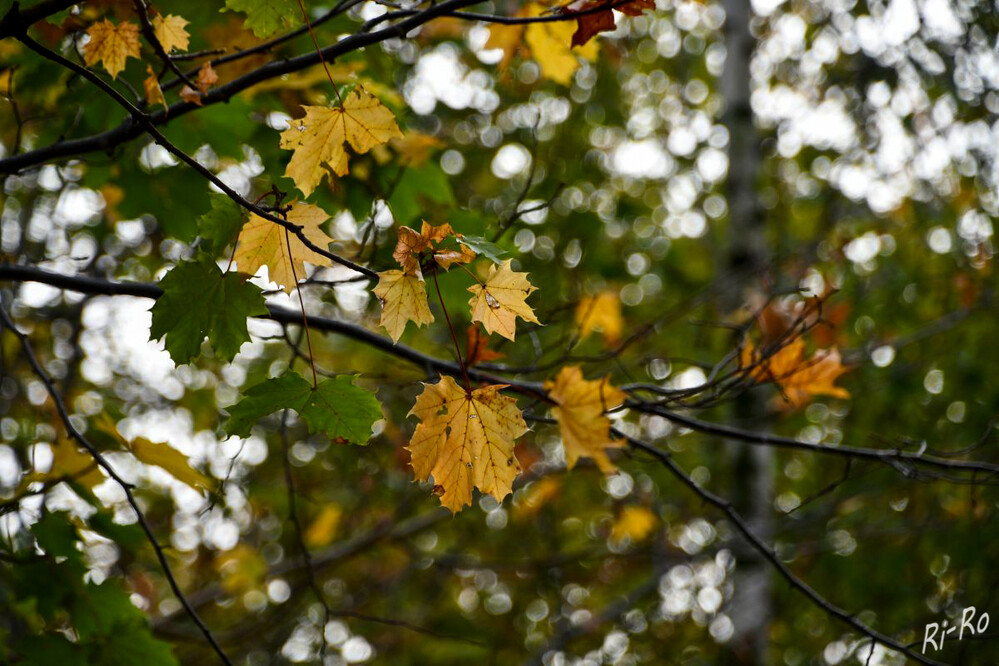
xmin=0 ymin=0 xmax=486 ymax=174
xmin=159 ymin=0 xmax=362 ymax=93
xmin=0 ymin=0 xmax=78 ymax=40
xmin=3 ymin=263 xmax=998 ymax=483
xmin=638 ymin=404 xmax=999 ymax=479
xmin=621 ymin=431 xmax=947 ymax=666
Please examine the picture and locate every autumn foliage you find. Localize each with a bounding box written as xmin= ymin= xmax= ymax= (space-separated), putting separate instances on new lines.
xmin=3 ymin=0 xmax=995 ymax=664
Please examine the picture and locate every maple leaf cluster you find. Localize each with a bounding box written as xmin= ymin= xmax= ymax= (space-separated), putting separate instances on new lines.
xmin=375 ymin=223 xmax=537 ymax=343
xmin=80 ymin=12 xmax=225 ymax=112
xmin=409 ymin=365 xmax=629 ymax=512
xmin=368 ymin=226 xmax=636 ymax=512
xmin=73 ymin=0 xmax=849 ymax=521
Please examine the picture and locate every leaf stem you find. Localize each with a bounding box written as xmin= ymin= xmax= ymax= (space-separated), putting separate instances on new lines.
xmin=431 ymin=264 xmax=471 ymax=393
xmin=455 ymin=262 xmax=484 ymax=286
xmin=295 ymin=0 xmax=344 ymax=106
xmin=285 ymin=228 xmax=319 ymax=388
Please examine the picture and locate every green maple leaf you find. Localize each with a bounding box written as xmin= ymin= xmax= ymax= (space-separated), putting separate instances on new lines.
xmin=458 ymin=235 xmax=508 ymax=264
xmin=198 ymin=193 xmax=245 ymax=256
xmin=150 ymin=260 xmax=267 ymax=364
xmin=222 ymin=0 xmax=298 ymax=37
xmin=225 ymin=372 xmax=382 ymax=444
xmin=386 ymin=163 xmax=454 ymax=225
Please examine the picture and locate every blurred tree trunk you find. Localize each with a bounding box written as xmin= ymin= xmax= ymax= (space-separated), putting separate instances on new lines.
xmin=720 ymin=0 xmax=773 ymax=663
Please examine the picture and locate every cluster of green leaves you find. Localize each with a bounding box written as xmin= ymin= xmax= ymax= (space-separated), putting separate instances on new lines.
xmin=3 ymin=513 xmax=175 ymax=666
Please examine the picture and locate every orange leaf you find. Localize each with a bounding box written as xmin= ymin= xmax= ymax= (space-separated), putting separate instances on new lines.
xmin=618 ymin=0 xmax=655 ymax=16
xmin=391 ymin=221 xmax=475 ymax=277
xmin=741 ymin=338 xmax=851 ymax=408
xmin=571 ymin=0 xmax=656 ymax=48
xmin=571 ymin=2 xmax=616 ymax=48
xmin=143 ymin=65 xmax=167 ymax=111
xmin=465 ymin=325 xmax=504 ymax=366
xmin=179 ymin=85 xmax=202 ymax=105
xmin=516 ymin=477 xmax=561 ymax=517
xmin=392 ymin=225 xmax=431 ymax=276
xmin=196 ymin=61 xmax=219 ymax=94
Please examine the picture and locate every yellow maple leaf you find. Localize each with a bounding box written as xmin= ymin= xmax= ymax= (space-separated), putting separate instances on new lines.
xmin=127 ymin=437 xmax=215 ymax=492
xmin=524 ymin=3 xmax=599 ymax=86
xmin=484 ymin=8 xmax=529 ymax=71
xmin=468 ymin=259 xmax=540 ymax=341
xmin=373 ymin=270 xmax=434 ymax=342
xmin=741 ymin=338 xmax=851 ymax=407
xmin=143 ymin=65 xmax=167 ymax=110
xmin=234 ymin=202 xmax=333 ymax=293
xmin=544 ymin=365 xmax=626 ymax=473
xmin=610 ymin=505 xmax=658 ymax=543
xmin=50 ymin=438 xmax=105 ymax=488
xmin=83 ymin=19 xmax=141 ymax=79
xmin=407 ymin=375 xmax=527 ymax=512
xmin=575 ymin=290 xmax=623 ymax=345
xmin=152 ymin=13 xmax=190 ymax=53
xmin=279 ymin=87 xmax=403 ymax=197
